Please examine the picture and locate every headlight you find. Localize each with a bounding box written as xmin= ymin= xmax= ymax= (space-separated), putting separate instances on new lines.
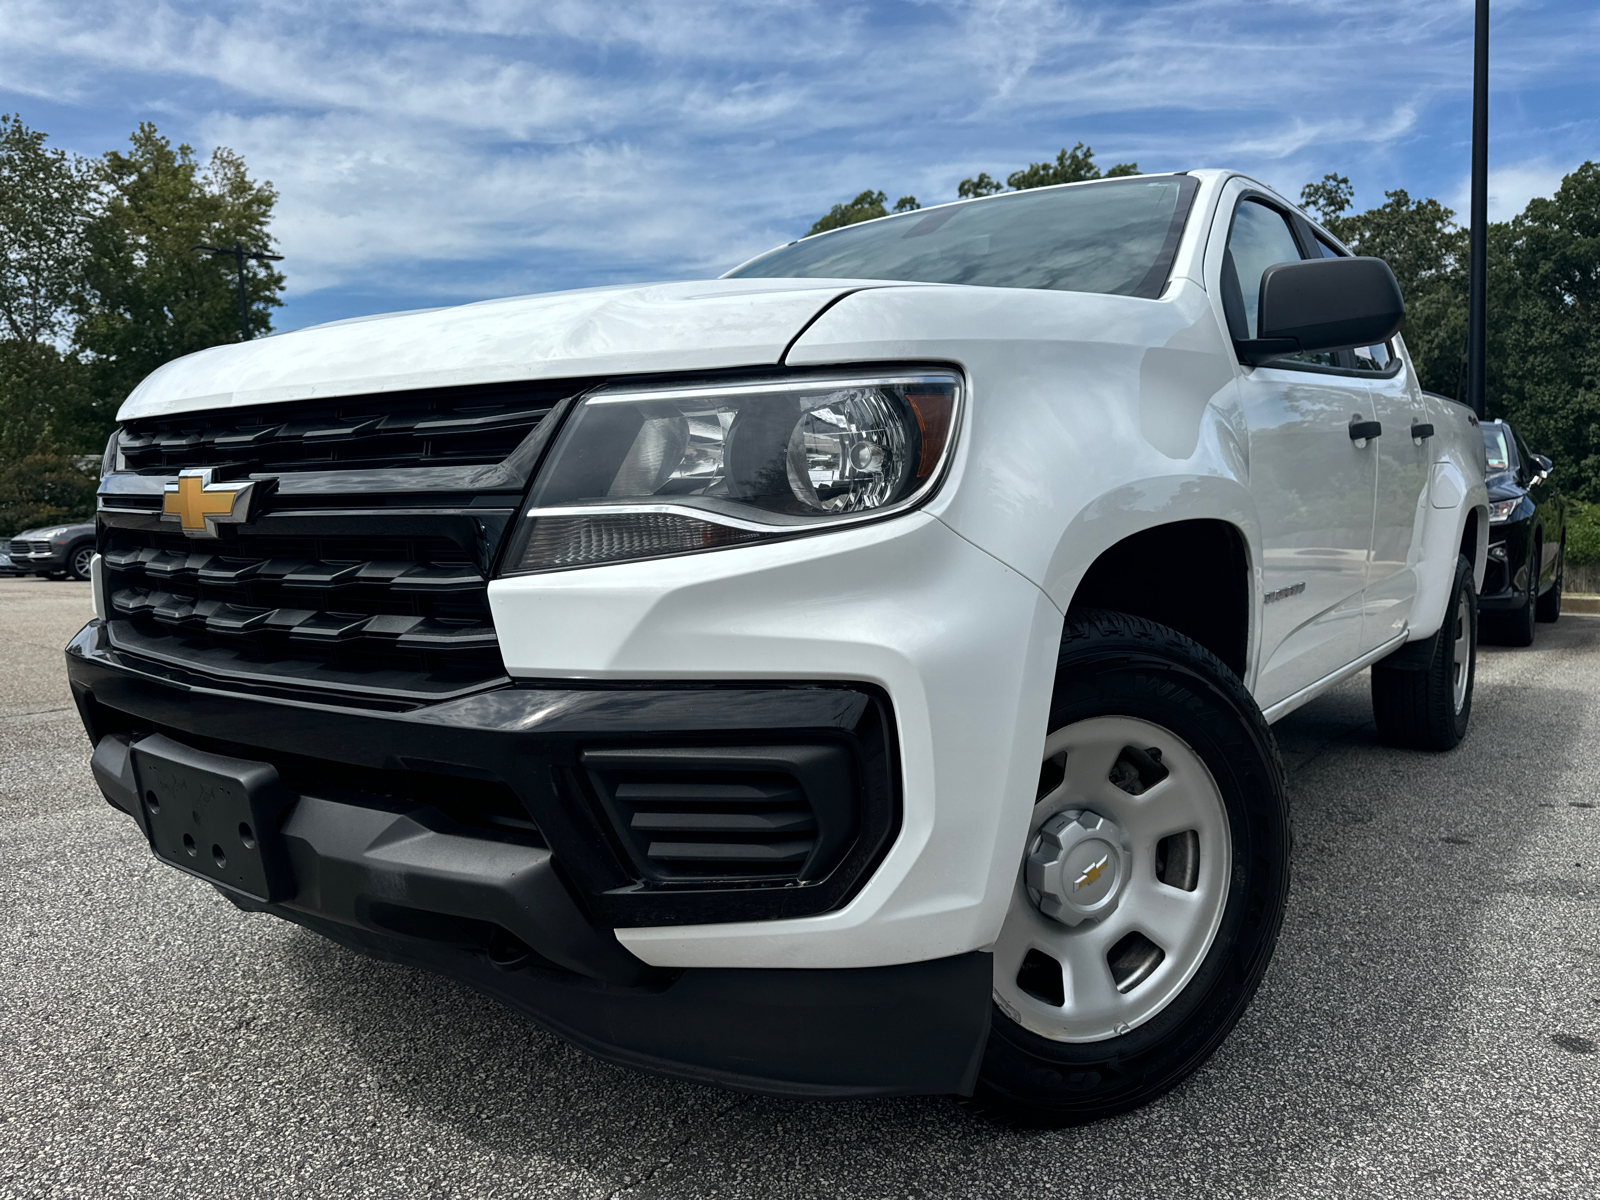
xmin=503 ymin=371 xmax=962 ymax=573
xmin=1487 ymin=498 xmax=1522 ymax=524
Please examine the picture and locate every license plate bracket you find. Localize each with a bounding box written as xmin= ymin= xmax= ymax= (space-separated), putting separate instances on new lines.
xmin=131 ymin=734 xmax=294 ymax=902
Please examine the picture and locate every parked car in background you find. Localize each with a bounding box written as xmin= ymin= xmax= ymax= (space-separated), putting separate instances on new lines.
xmin=6 ymin=522 xmax=96 ymax=581
xmin=1478 ymin=418 xmax=1566 ymax=644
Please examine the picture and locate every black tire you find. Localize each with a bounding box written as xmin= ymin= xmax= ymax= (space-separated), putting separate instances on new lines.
xmin=1498 ymin=535 xmax=1539 ymax=647
xmin=65 ymin=541 xmax=94 ymax=582
xmin=1536 ymin=537 xmax=1563 ymax=623
xmin=1371 ymin=553 xmax=1476 ymax=751
xmin=970 ymin=609 xmax=1290 ymax=1128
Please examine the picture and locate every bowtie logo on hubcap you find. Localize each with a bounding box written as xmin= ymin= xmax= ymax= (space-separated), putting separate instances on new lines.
xmin=1074 ymin=855 xmax=1110 ymax=890
xmin=161 ymin=469 xmax=257 ymax=537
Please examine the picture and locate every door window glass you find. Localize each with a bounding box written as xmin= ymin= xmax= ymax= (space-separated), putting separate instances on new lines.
xmin=1482 ymin=426 xmax=1512 ymax=471
xmin=1353 ymin=343 xmax=1391 ymax=370
xmin=1225 ymin=201 xmax=1304 ymax=339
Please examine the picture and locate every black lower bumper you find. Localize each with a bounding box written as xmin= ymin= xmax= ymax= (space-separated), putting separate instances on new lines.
xmin=67 ymin=621 xmax=990 ymax=1098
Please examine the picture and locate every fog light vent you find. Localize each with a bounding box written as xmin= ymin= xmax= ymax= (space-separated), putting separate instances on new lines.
xmin=582 ymin=745 xmax=858 ymax=887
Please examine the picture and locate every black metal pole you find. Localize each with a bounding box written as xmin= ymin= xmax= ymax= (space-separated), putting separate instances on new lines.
xmin=233 ymin=242 xmax=250 ymax=342
xmin=1466 ymin=0 xmax=1489 ymax=418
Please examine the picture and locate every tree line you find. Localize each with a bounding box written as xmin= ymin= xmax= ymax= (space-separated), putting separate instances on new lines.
xmin=807 ymin=148 xmax=1600 ymax=520
xmin=0 ymin=115 xmax=282 ymax=534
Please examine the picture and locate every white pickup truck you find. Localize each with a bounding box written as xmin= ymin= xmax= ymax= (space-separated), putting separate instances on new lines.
xmin=71 ymin=169 xmax=1487 ymax=1126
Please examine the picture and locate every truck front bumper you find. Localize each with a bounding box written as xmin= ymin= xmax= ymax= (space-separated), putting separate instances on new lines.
xmin=67 ymin=621 xmax=992 ymax=1097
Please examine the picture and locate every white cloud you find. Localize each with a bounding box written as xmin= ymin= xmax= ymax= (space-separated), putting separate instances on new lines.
xmin=3 ymin=0 xmax=1594 ymax=325
xmin=1449 ymin=159 xmax=1575 ymax=222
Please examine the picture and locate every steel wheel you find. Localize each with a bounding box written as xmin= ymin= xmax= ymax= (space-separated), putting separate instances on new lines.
xmin=991 ymin=714 xmax=1231 ymax=1043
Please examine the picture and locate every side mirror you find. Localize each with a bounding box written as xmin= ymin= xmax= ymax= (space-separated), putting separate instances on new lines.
xmin=1533 ymin=453 xmax=1553 ymax=484
xmin=1236 ymin=257 xmax=1405 ymax=366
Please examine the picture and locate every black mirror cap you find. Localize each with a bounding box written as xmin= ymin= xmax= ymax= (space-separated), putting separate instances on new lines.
xmin=1236 ymin=256 xmax=1405 ymax=365
xmin=1533 ymin=453 xmax=1553 ymax=474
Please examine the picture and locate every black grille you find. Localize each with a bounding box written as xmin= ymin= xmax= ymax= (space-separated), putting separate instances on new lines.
xmin=11 ymin=539 xmax=49 ymax=555
xmin=97 ymin=382 xmax=586 ymax=704
xmin=101 ymin=526 xmax=502 ymax=701
xmin=582 ymin=745 xmax=859 ymax=886
xmin=117 ymin=382 xmax=572 ymax=476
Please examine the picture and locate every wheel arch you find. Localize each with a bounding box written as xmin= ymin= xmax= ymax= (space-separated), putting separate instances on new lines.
xmin=1047 ymin=477 xmax=1260 ymax=686
xmin=1410 ymin=495 xmax=1488 ymax=644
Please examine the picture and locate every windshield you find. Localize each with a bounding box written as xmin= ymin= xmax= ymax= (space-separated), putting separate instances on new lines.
xmin=727 ymin=175 xmax=1199 ymax=300
xmin=1483 ymin=426 xmax=1514 ymax=472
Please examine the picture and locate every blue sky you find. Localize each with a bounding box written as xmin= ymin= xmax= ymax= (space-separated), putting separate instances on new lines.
xmin=3 ymin=0 xmax=1596 ymax=333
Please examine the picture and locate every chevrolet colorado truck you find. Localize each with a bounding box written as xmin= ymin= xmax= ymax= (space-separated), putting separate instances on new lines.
xmin=69 ymin=170 xmax=1488 ymax=1126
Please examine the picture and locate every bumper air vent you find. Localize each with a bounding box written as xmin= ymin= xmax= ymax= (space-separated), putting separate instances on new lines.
xmin=582 ymin=745 xmax=860 ymax=886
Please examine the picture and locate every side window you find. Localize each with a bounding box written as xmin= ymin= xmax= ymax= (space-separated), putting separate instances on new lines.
xmin=1352 ymin=343 xmax=1391 ymax=371
xmin=1223 ymin=200 xmax=1304 ymax=339
xmin=1313 ymin=237 xmax=1341 ymax=259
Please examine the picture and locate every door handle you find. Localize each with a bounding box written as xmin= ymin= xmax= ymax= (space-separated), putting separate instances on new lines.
xmin=1349 ymin=419 xmax=1382 ymax=442
xmin=1411 ymin=423 xmax=1434 ymax=440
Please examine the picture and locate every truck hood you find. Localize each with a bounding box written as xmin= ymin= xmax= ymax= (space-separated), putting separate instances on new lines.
xmin=117 ymin=278 xmax=890 ymax=421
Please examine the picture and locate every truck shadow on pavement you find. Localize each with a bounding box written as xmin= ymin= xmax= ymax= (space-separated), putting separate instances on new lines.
xmin=277 ymin=623 xmax=1600 ymax=1196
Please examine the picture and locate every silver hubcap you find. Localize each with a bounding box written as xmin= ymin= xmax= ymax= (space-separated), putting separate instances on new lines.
xmin=992 ymin=715 xmax=1231 ymax=1043
xmin=1451 ymin=591 xmax=1471 ymax=714
xmin=72 ymin=548 xmax=93 ymax=577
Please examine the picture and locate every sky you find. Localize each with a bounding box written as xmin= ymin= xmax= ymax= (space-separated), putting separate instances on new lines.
xmin=3 ymin=0 xmax=1596 ymax=334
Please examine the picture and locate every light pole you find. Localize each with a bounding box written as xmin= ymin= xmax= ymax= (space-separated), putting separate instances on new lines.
xmin=1466 ymin=0 xmax=1489 ymax=419
xmin=194 ymin=242 xmax=284 ymax=342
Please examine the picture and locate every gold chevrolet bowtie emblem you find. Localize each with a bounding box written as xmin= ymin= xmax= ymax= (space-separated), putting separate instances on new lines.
xmin=162 ymin=469 xmax=255 ymax=537
xmin=1074 ymin=855 xmax=1109 ymax=890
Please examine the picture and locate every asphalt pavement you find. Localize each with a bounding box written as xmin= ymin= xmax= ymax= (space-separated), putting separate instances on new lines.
xmin=2 ymin=576 xmax=1596 ymax=1199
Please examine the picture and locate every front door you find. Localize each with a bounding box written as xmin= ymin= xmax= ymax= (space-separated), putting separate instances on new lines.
xmin=1219 ymin=197 xmax=1378 ymax=710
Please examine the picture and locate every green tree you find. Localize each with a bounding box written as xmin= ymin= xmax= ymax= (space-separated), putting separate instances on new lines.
xmin=1323 ymin=186 xmax=1469 ymax=399
xmin=72 ymin=123 xmax=284 ymax=436
xmin=0 ymin=450 xmax=98 ymax=535
xmin=1002 ymin=142 xmax=1139 ymax=191
xmin=813 ymin=143 xmax=1138 ymax=235
xmin=957 ymin=142 xmax=1138 ymax=200
xmin=0 ymin=115 xmax=98 ymax=533
xmin=957 ymin=173 xmax=1003 ymax=199
xmin=1301 ymin=164 xmax=1600 ymax=500
xmin=805 ymin=189 xmax=919 ymax=237
xmin=0 ymin=341 xmax=94 ymax=461
xmin=1489 ymin=162 xmax=1600 ymax=501
xmin=0 ymin=114 xmax=93 ymax=344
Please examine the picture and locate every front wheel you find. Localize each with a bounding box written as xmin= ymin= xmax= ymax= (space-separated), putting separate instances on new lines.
xmin=1536 ymin=538 xmax=1564 ymax=623
xmin=972 ymin=610 xmax=1290 ymax=1127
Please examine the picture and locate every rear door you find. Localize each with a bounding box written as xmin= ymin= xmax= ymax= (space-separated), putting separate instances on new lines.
xmin=1216 ymin=193 xmax=1378 ymax=710
xmin=1355 ymin=337 xmax=1432 ymax=650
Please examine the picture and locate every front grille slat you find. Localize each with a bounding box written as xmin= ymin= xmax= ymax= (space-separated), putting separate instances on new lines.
xmin=117 ymin=381 xmax=576 ymax=477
